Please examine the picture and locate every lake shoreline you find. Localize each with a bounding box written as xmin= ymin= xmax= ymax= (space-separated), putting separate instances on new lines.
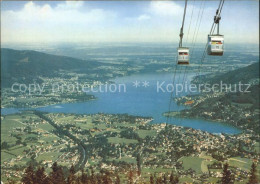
xmin=1 ymin=73 xmax=241 ymax=134
xmin=163 ymin=111 xmax=243 ymax=134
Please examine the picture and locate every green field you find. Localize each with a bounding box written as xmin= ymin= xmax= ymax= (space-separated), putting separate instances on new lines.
xmin=1 ymin=115 xmax=26 ymax=144
xmin=108 ymin=137 xmax=138 ymax=144
xmin=179 ymin=156 xmax=205 ymax=174
xmin=253 ymin=142 xmax=260 ymax=153
xmin=1 ymin=112 xmax=260 ymax=183
xmin=1 ymin=112 xmax=63 ymax=166
xmin=136 ymin=129 xmax=157 ymax=139
xmin=108 ymin=156 xmax=136 ymax=164
xmin=228 ymin=157 xmax=260 ymax=172
xmin=36 ymin=152 xmax=62 ymax=162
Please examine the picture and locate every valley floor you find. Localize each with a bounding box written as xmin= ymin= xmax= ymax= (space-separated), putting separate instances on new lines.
xmin=1 ymin=111 xmax=259 ymax=183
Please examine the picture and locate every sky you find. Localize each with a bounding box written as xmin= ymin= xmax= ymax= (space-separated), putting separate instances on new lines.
xmin=1 ymin=1 xmax=259 ymax=44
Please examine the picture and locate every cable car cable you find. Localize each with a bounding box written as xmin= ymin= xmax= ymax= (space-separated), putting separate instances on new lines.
xmin=179 ymin=0 xmax=188 ymax=48
xmin=210 ymin=0 xmax=224 ymax=35
xmin=185 ymin=0 xmax=195 ymax=45
xmin=203 ymin=0 xmax=224 ymax=60
xmin=167 ymin=0 xmax=189 ymax=123
xmin=177 ymin=0 xmax=189 ymax=104
xmin=189 ymin=0 xmax=204 ymax=59
xmin=180 ymin=0 xmax=203 ymax=90
xmin=166 ymin=63 xmax=179 ymax=124
xmin=198 ymin=0 xmax=225 ymax=80
xmin=212 ymin=0 xmax=225 ymax=35
xmin=182 ymin=0 xmax=205 ymax=92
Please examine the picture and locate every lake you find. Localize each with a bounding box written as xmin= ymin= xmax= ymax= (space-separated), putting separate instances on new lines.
xmin=2 ymin=73 xmax=241 ymax=134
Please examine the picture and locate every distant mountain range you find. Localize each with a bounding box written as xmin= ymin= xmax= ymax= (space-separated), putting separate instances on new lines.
xmin=1 ymin=48 xmax=259 ymax=88
xmin=0 ymin=48 xmax=174 ymax=88
xmin=195 ymin=62 xmax=259 ymax=85
xmin=0 ymin=48 xmax=105 ymax=87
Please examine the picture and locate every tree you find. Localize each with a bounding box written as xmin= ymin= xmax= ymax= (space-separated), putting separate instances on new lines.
xmin=170 ymin=172 xmax=174 ymax=183
xmin=169 ymin=171 xmax=179 ymax=184
xmin=96 ymin=174 xmax=102 ymax=184
xmin=150 ymin=174 xmax=154 ymax=184
xmin=80 ymin=169 xmax=89 ymax=184
xmin=221 ymin=163 xmax=234 ymax=184
xmin=34 ymin=167 xmax=47 ymax=184
xmin=21 ymin=165 xmax=34 ymax=184
xmin=6 ymin=179 xmax=16 ymax=184
xmin=162 ymin=174 xmax=167 ymax=184
xmin=128 ymin=169 xmax=134 ymax=184
xmin=136 ymin=153 xmax=142 ymax=176
xmin=1 ymin=141 xmax=9 ymax=149
xmin=67 ymin=165 xmax=76 ymax=184
xmin=174 ymin=176 xmax=179 ymax=184
xmin=156 ymin=176 xmax=163 ymax=184
xmin=49 ymin=162 xmax=65 ymax=184
xmin=115 ymin=174 xmax=121 ymax=184
xmin=102 ymin=171 xmax=112 ymax=184
xmin=16 ymin=139 xmax=22 ymax=145
xmin=247 ymin=162 xmax=259 ymax=184
xmin=154 ymin=173 xmax=157 ymax=184
xmin=90 ymin=168 xmax=96 ymax=184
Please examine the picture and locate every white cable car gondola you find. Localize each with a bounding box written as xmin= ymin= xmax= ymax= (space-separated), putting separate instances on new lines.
xmin=207 ymin=3 xmax=224 ymax=56
xmin=177 ymin=0 xmax=189 ymax=65
xmin=177 ymin=47 xmax=189 ymax=65
xmin=207 ymin=34 xmax=224 ymax=55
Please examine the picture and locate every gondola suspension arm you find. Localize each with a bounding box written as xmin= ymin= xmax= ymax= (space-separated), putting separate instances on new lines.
xmin=179 ymin=0 xmax=188 ymax=47
xmin=211 ymin=0 xmax=225 ymax=35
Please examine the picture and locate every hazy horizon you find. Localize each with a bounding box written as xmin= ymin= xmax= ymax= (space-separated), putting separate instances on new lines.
xmin=1 ymin=1 xmax=259 ymax=44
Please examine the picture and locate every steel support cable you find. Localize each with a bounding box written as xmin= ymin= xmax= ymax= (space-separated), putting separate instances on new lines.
xmin=181 ymin=1 xmax=203 ymax=91
xmin=182 ymin=0 xmax=203 ymax=89
xmin=174 ymin=0 xmax=190 ymax=123
xmin=177 ymin=65 xmax=186 ymax=124
xmin=190 ymin=3 xmax=215 ymax=97
xmin=218 ymin=0 xmax=225 ymax=14
xmin=173 ymin=0 xmax=204 ymax=124
xmin=183 ymin=0 xmax=205 ymax=91
xmin=176 ymin=0 xmax=190 ymax=104
xmin=175 ymin=65 xmax=188 ymax=125
xmin=179 ymin=0 xmax=188 ymax=48
xmin=196 ymin=0 xmax=224 ymax=82
xmin=194 ymin=0 xmax=206 ymax=46
xmin=180 ymin=0 xmax=195 ymax=97
xmin=180 ymin=3 xmax=203 ymax=119
xmin=174 ymin=64 xmax=189 ymax=124
xmin=166 ymin=62 xmax=179 ymax=124
xmin=176 ymin=0 xmax=224 ymax=121
xmin=198 ymin=0 xmax=225 ymax=81
xmin=189 ymin=0 xmax=204 ymax=60
xmin=180 ymin=0 xmax=198 ymax=91
xmin=182 ymin=66 xmax=188 ymax=94
xmin=185 ymin=0 xmax=195 ymax=45
xmin=167 ymin=0 xmax=188 ymax=124
xmin=177 ymin=66 xmax=184 ymax=86
xmin=211 ymin=0 xmax=224 ymax=35
xmin=210 ymin=23 xmax=217 ymax=35
xmin=201 ymin=0 xmax=224 ymax=68
xmin=212 ymin=0 xmax=225 ymax=34
xmin=190 ymin=0 xmax=206 ymax=61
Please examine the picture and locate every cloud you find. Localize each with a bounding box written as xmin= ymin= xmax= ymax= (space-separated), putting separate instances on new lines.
xmin=1 ymin=1 xmax=259 ymax=44
xmin=149 ymin=1 xmax=183 ymax=17
xmin=2 ymin=1 xmax=116 ymax=25
xmin=56 ymin=1 xmax=84 ymax=10
xmin=137 ymin=14 xmax=151 ymax=21
xmin=1 ymin=1 xmax=117 ymax=43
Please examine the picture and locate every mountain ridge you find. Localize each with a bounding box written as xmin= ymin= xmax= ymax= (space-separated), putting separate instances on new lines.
xmin=194 ymin=62 xmax=259 ymax=85
xmin=1 ymin=48 xmax=107 ymax=87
